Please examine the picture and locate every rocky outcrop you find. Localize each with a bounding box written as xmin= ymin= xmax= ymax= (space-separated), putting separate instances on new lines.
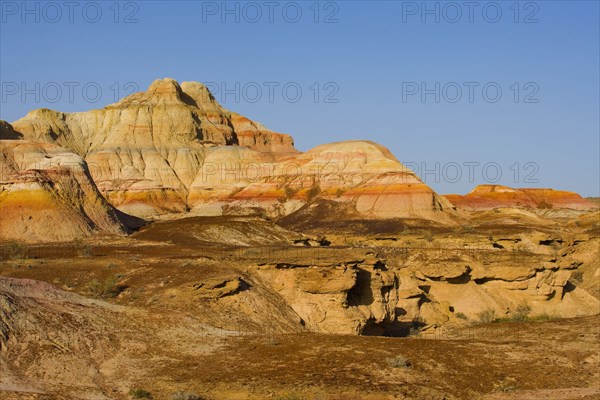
xmin=11 ymin=79 xmax=456 ymax=224
xmin=189 ymin=140 xmax=457 ymax=224
xmin=392 ymin=241 xmax=600 ymax=329
xmin=10 ymin=79 xmax=297 ymax=217
xmin=445 ymin=185 xmax=598 ymax=211
xmin=255 ymin=256 xmax=399 ymax=334
xmin=0 ymin=138 xmax=130 ymax=242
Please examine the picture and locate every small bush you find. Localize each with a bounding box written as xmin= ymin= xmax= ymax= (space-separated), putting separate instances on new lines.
xmin=387 ymin=354 xmax=411 ymax=369
xmin=89 ymin=275 xmax=121 ymax=298
xmin=455 ymin=312 xmax=468 ymax=320
xmin=129 ymin=388 xmax=152 ymax=399
xmin=528 ymin=312 xmax=559 ymax=322
xmin=512 ymin=301 xmax=532 ymax=321
xmin=478 ymin=308 xmax=497 ymax=323
xmin=494 ymin=311 xmax=559 ymax=323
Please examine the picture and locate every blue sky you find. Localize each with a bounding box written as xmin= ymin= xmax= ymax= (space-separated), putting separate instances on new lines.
xmin=1 ymin=0 xmax=598 ymax=196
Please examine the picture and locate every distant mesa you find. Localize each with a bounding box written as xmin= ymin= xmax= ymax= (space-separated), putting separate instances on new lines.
xmin=444 ymin=184 xmax=598 ymax=211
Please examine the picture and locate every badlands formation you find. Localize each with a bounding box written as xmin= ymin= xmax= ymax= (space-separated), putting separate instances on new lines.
xmin=1 ymin=79 xmax=599 ymax=399
xmin=445 ymin=184 xmax=598 ymax=211
xmin=9 ymin=78 xmax=453 ymax=221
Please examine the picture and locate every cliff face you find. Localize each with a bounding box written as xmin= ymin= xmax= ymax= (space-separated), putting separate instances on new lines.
xmin=10 ymin=79 xmax=455 ymax=224
xmin=188 ymin=140 xmax=456 ymax=224
xmin=0 ymin=138 xmax=130 ymax=242
xmin=445 ymin=185 xmax=598 ymax=211
xmin=10 ymin=79 xmax=297 ymax=217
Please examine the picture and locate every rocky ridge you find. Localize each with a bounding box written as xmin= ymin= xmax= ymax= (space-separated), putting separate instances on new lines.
xmin=8 ymin=78 xmax=455 ymax=224
xmin=445 ymin=185 xmax=598 ymax=212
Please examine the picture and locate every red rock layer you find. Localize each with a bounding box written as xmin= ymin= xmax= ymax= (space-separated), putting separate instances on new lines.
xmin=445 ymin=185 xmax=597 ymax=211
xmin=0 ymin=139 xmax=129 ymax=242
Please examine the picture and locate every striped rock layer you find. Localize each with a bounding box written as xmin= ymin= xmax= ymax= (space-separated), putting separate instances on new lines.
xmin=8 ymin=79 xmax=455 ymax=223
xmin=445 ymin=185 xmax=598 ymax=211
xmin=0 ymin=139 xmax=129 ymax=242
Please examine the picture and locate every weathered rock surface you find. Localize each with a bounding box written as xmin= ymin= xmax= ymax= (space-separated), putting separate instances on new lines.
xmin=255 ymin=256 xmax=399 ymax=334
xmin=0 ymin=138 xmax=130 ymax=242
xmin=389 ymin=233 xmax=600 ymax=329
xmin=11 ymin=79 xmax=456 ymax=224
xmin=445 ymin=185 xmax=598 ymax=211
xmin=190 ymin=140 xmax=457 ymax=223
xmin=11 ymin=78 xmax=297 ymax=217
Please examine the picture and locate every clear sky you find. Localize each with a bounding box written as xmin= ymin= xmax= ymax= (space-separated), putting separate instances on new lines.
xmin=1 ymin=0 xmax=598 ymax=196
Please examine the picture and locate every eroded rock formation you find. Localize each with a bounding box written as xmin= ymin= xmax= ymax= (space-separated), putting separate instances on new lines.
xmin=445 ymin=185 xmax=598 ymax=211
xmin=255 ymin=256 xmax=399 ymax=334
xmin=10 ymin=79 xmax=455 ymax=224
xmin=0 ymin=140 xmax=127 ymax=242
xmin=0 ymin=137 xmax=130 ymax=242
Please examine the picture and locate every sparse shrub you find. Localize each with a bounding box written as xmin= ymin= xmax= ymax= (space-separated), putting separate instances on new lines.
xmin=129 ymin=388 xmax=152 ymax=399
xmin=529 ymin=312 xmax=559 ymax=322
xmin=455 ymin=312 xmax=468 ymax=320
xmin=493 ymin=302 xmax=529 ymax=323
xmin=171 ymin=392 xmax=204 ymax=400
xmin=328 ymin=395 xmax=362 ymax=400
xmin=571 ymin=269 xmax=584 ymax=284
xmin=387 ymin=354 xmax=412 ymax=369
xmin=512 ymin=301 xmax=532 ymax=321
xmin=89 ymin=275 xmax=121 ymax=298
xmin=478 ymin=308 xmax=497 ymax=323
xmin=494 ymin=308 xmax=559 ymax=323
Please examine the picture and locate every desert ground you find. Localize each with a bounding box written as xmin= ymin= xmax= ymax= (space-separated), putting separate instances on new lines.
xmin=1 ymin=79 xmax=599 ymax=399
xmin=1 ymin=210 xmax=599 ymax=400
